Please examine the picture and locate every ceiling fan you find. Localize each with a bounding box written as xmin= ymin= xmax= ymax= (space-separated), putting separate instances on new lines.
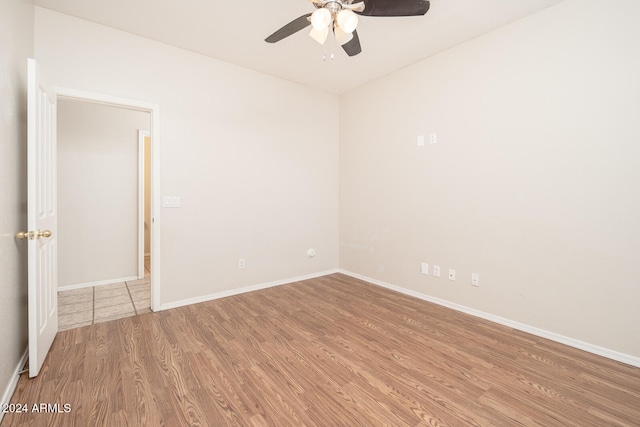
xmin=265 ymin=0 xmax=431 ymax=57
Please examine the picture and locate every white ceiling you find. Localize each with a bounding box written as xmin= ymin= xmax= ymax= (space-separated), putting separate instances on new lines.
xmin=34 ymin=0 xmax=564 ymax=94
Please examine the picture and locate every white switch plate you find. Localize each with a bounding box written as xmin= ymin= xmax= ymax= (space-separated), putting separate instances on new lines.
xmin=433 ymin=265 xmax=440 ymax=277
xmin=417 ymin=135 xmax=425 ymax=146
xmin=472 ymin=273 xmax=479 ymax=287
xmin=163 ymin=196 xmax=181 ymax=208
xmin=421 ymin=262 xmax=429 ymax=275
xmin=448 ymin=269 xmax=456 ymax=281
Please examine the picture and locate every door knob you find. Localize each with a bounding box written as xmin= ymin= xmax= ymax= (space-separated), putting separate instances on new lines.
xmin=38 ymin=230 xmax=53 ymax=238
xmin=16 ymin=231 xmax=35 ymax=240
xmin=16 ymin=230 xmax=52 ymax=240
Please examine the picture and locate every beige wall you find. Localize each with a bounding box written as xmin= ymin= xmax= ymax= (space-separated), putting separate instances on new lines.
xmin=29 ymin=0 xmax=639 ymax=366
xmin=57 ymin=99 xmax=150 ymax=287
xmin=0 ymin=0 xmax=33 ymax=409
xmin=35 ymin=7 xmax=340 ymax=305
xmin=340 ymin=0 xmax=640 ymax=358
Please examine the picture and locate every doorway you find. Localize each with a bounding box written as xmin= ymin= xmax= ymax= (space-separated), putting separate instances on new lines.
xmin=139 ymin=130 xmax=151 ymax=280
xmin=54 ymin=89 xmax=160 ymax=329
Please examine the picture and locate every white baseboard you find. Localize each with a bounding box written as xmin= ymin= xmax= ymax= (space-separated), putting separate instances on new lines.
xmin=58 ymin=276 xmax=140 ymax=292
xmin=338 ymin=269 xmax=640 ymax=369
xmin=160 ymin=269 xmax=341 ymax=311
xmin=0 ymin=348 xmax=28 ymax=424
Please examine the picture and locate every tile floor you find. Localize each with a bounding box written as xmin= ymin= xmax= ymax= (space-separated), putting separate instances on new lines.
xmin=58 ymin=257 xmax=151 ymax=331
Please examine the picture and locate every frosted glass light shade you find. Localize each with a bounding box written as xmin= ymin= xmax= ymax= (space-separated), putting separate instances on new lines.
xmin=334 ymin=26 xmax=354 ymax=45
xmin=309 ymin=26 xmax=329 ymax=45
xmin=336 ymin=9 xmax=358 ymax=33
xmin=311 ymin=8 xmax=332 ymax=31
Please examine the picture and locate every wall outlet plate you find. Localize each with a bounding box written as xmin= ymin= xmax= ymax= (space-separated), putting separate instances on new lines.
xmin=421 ymin=263 xmax=429 ymax=275
xmin=472 ymin=273 xmax=479 ymax=287
xmin=448 ymin=269 xmax=456 ymax=281
xmin=433 ymin=265 xmax=440 ymax=277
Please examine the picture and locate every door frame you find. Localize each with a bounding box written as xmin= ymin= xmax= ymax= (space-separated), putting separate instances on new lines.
xmin=55 ymin=86 xmax=161 ymax=311
xmin=138 ymin=130 xmax=150 ymax=279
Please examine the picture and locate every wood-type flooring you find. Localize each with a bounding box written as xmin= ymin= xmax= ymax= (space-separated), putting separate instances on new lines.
xmin=4 ymin=273 xmax=640 ymax=426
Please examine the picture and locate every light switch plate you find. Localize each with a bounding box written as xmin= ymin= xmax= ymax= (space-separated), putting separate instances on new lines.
xmin=163 ymin=196 xmax=181 ymax=208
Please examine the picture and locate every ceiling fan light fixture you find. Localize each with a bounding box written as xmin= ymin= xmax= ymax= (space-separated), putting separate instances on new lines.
xmin=334 ymin=25 xmax=354 ymax=46
xmin=336 ymin=9 xmax=358 ymax=33
xmin=309 ymin=26 xmax=329 ymax=45
xmin=310 ymin=8 xmax=332 ymax=31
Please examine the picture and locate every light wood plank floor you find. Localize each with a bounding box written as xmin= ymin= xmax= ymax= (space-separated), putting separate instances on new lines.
xmin=5 ymin=274 xmax=640 ymax=426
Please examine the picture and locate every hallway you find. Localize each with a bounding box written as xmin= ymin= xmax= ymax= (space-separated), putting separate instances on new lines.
xmin=58 ymin=256 xmax=151 ymax=330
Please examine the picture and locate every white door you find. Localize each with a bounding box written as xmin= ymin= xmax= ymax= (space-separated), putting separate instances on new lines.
xmin=26 ymin=58 xmax=58 ymax=377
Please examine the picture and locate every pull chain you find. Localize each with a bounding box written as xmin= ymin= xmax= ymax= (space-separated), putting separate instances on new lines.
xmin=322 ymin=52 xmax=335 ymax=61
xmin=322 ymin=28 xmax=337 ymax=62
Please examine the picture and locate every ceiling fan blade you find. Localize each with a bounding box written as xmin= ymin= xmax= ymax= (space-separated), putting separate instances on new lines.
xmin=357 ymin=0 xmax=430 ymax=17
xmin=341 ymin=29 xmax=362 ymax=57
xmin=265 ymin=13 xmax=312 ymax=43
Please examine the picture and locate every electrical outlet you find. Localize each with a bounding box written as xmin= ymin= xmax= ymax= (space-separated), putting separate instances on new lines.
xmin=472 ymin=273 xmax=479 ymax=287
xmin=448 ymin=269 xmax=456 ymax=281
xmin=429 ymin=133 xmax=437 ymax=144
xmin=433 ymin=265 xmax=440 ymax=277
xmin=421 ymin=263 xmax=429 ymax=275
xmin=238 ymin=258 xmax=245 ymax=269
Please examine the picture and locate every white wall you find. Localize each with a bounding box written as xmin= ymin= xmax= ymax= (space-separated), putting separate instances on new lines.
xmin=340 ymin=0 xmax=640 ymax=358
xmin=0 ymin=0 xmax=33 ymax=410
xmin=35 ymin=7 xmax=340 ymax=306
xmin=57 ymin=99 xmax=150 ymax=288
